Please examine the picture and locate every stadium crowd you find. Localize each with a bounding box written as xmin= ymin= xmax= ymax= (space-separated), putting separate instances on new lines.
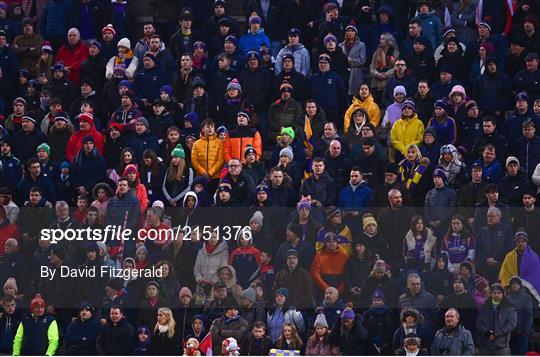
xmin=1 ymin=0 xmax=540 ymax=355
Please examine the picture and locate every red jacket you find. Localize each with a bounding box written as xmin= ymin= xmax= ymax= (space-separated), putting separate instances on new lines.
xmin=311 ymin=248 xmax=349 ymax=294
xmin=56 ymin=41 xmax=89 ymax=85
xmin=65 ymin=125 xmax=105 ymax=162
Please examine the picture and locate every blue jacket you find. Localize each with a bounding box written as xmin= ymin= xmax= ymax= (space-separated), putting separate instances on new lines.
xmin=0 ymin=308 xmax=23 ymax=354
xmin=0 ymin=154 xmax=22 ymax=191
xmin=65 ymin=317 xmax=100 ymax=355
xmin=309 ymin=70 xmax=346 ymax=116
xmin=476 ymin=223 xmax=514 ymax=266
xmin=239 ymin=29 xmax=270 ymax=55
xmin=473 ymin=158 xmax=502 ymax=183
xmin=104 ymin=192 xmax=141 ymax=231
xmin=424 ymin=186 xmax=457 ymax=224
xmin=70 ymin=149 xmax=107 ymax=192
xmin=126 ymin=130 xmax=160 ymax=163
xmin=17 ymin=174 xmax=56 ymax=205
xmin=10 ymin=127 xmax=48 ymax=164
xmin=134 ymin=65 xmax=170 ymax=102
xmin=427 ymin=116 xmax=457 ymax=145
xmin=40 ymin=0 xmax=71 ymax=39
xmin=417 ymin=11 xmax=443 ymax=50
xmin=337 ymin=181 xmax=373 ymax=211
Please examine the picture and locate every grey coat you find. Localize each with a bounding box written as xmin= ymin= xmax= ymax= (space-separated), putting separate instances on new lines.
xmin=431 ymin=324 xmax=475 ymax=356
xmin=339 ymin=39 xmax=366 ymax=95
xmin=476 ymin=298 xmax=517 ymax=352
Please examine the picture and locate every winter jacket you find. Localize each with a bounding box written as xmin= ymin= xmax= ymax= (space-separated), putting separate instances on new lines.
xmin=134 ymin=65 xmax=170 ymax=102
xmin=104 ymin=191 xmax=141 ymax=231
xmin=498 ymin=171 xmax=532 ymax=207
xmin=300 ymin=171 xmax=337 ymax=206
xmin=309 ymin=70 xmax=346 ymax=118
xmin=472 ymin=158 xmax=503 ymax=184
xmin=359 ymin=273 xmax=400 ymax=309
xmin=398 ymin=288 xmax=438 ymax=330
xmin=502 ymin=111 xmax=540 ymax=146
xmin=424 ymin=186 xmax=457 ymax=228
xmin=0 ymin=154 xmax=22 ymax=192
xmin=210 ymin=315 xmax=249 ymax=348
xmin=12 ymin=314 xmax=59 ymax=356
xmin=382 ymin=75 xmax=418 ymax=108
xmin=476 ymin=298 xmax=517 ymax=352
xmin=105 ymin=53 xmax=139 ymax=80
xmin=513 ymin=135 xmax=540 ymax=178
xmin=229 ymin=244 xmax=261 ymax=288
xmin=64 ymin=317 xmax=100 ymax=355
xmin=390 ymin=115 xmax=425 ymax=156
xmin=476 ymin=223 xmax=514 ymax=272
xmin=40 ymin=0 xmax=70 ymax=39
xmin=224 ymin=126 xmax=262 ymax=164
xmin=238 ymin=28 xmax=270 ymax=55
xmin=70 ymin=147 xmax=107 ymax=193
xmin=267 ymin=98 xmax=303 ymax=141
xmin=10 ymin=127 xmax=48 ymax=164
xmin=56 ymin=41 xmax=89 ymax=85
xmin=328 ymin=315 xmax=368 ymax=355
xmin=404 ymin=229 xmax=437 ymax=265
xmin=337 ymin=181 xmax=373 ymax=210
xmin=513 ymin=68 xmax=540 ymax=101
xmin=191 ymin=132 xmax=223 ymax=179
xmin=96 ymin=318 xmax=135 ymax=355
xmin=17 ymin=173 xmax=56 ymax=205
xmin=12 ymin=33 xmax=43 ymax=72
xmin=65 ymin=125 xmax=105 ymax=162
xmin=149 ymin=329 xmax=180 ymax=355
xmin=474 ymin=71 xmax=512 ymax=115
xmin=430 ymin=324 xmax=475 ymax=356
xmin=193 ymin=241 xmax=229 ymax=284
xmin=275 ymin=43 xmax=310 ymax=77
xmin=417 ymin=11 xmax=443 ymax=51
xmin=340 ymin=39 xmax=367 ymax=96
xmin=507 ymin=286 xmax=533 ymax=335
xmin=126 ymin=130 xmax=160 ymax=164
xmin=272 ymin=266 xmax=314 ymax=309
xmin=311 ymin=248 xmax=349 ymax=293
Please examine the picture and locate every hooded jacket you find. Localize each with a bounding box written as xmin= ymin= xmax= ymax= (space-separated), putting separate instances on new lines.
xmin=121 ymin=164 xmax=149 ymax=212
xmin=390 ymin=114 xmax=425 ymax=156
xmin=238 ymin=28 xmax=270 ymax=55
xmin=229 ymin=240 xmax=261 ymax=288
xmin=224 ymin=126 xmax=263 ymax=164
xmin=275 ymin=43 xmax=310 ymax=76
xmin=56 ymin=40 xmax=89 ymax=85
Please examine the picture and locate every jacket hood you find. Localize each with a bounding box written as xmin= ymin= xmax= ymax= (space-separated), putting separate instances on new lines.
xmin=217 ymin=264 xmax=238 ymax=287
xmin=182 ymin=191 xmax=199 ymax=208
xmin=122 ymin=163 xmax=140 ymax=179
xmin=377 ymin=4 xmax=395 ymax=17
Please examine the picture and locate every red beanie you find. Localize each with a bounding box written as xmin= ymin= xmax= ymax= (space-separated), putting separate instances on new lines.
xmin=79 ymin=113 xmax=94 ymax=126
xmin=30 ymin=293 xmax=46 ymax=310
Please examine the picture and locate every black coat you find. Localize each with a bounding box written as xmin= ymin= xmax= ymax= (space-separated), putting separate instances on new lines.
xmin=96 ymin=318 xmax=135 ymax=355
xmin=150 ymin=330 xmax=180 ymax=355
xmin=328 ymin=316 xmax=369 ymax=355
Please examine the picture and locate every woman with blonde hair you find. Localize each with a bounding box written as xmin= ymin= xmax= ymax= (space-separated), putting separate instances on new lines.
xmin=150 ymin=307 xmax=179 ymax=355
xmin=399 ymin=144 xmax=431 ymax=207
xmin=369 ymin=32 xmax=399 ymax=101
xmin=162 ymin=144 xmax=194 ymax=207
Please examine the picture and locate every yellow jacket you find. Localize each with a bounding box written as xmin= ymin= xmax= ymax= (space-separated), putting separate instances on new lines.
xmin=344 ymin=94 xmax=381 ymax=133
xmin=191 ymin=132 xmax=224 ymax=179
xmin=390 ymin=114 xmax=425 ymax=155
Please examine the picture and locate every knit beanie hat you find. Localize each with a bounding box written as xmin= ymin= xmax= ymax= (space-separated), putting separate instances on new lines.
xmin=362 ymin=213 xmax=378 ymax=230
xmin=244 ymin=145 xmax=257 ymax=158
xmin=227 ymin=78 xmax=242 ymax=93
xmin=117 ymin=37 xmax=131 ymax=49
xmin=393 ymin=85 xmax=406 ymax=96
xmin=275 ymin=287 xmax=289 ymax=299
xmin=79 ymin=112 xmax=94 ymax=126
xmin=102 ymin=24 xmax=116 ymax=36
xmin=136 ymin=117 xmax=149 ymax=128
xmin=30 ymin=294 xmax=46 ymax=310
xmin=324 ymin=34 xmax=337 ymax=45
xmin=296 ymin=199 xmax=311 ymax=212
xmin=37 ymin=143 xmax=50 ymax=156
xmin=314 ymin=313 xmax=329 ymax=328
xmin=490 ymin=283 xmax=505 ymax=294
xmin=171 ymin=144 xmax=185 ymax=159
xmin=249 ymin=15 xmax=261 ymax=26
xmin=159 ymin=85 xmax=173 ymax=96
xmin=514 ymin=231 xmax=529 ymax=243
xmin=42 ymin=41 xmax=53 ymax=54
xmin=281 ymin=127 xmax=295 ymax=140
xmin=372 ymin=289 xmax=385 ymax=301
xmin=279 ymin=146 xmax=294 ymax=160
xmin=250 ymin=210 xmax=263 ymax=225
xmin=241 ymin=287 xmax=256 ymax=303
xmin=341 ymin=308 xmax=355 ymax=320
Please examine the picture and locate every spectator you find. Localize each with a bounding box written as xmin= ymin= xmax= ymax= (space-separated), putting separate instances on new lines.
xmin=382 ymin=60 xmax=417 ymax=108
xmin=514 ymin=52 xmax=540 ymax=101
xmin=399 ymin=273 xmax=438 ymax=331
xmin=169 ymin=9 xmax=202 ymax=60
xmin=339 ymin=25 xmax=366 ymax=97
xmin=64 ymin=302 xmax=100 ymax=355
xmin=301 ymin=158 xmax=337 ymax=207
xmin=311 ymin=233 xmax=349 ymax=295
xmin=96 ymin=306 xmax=135 ymax=355
xmin=430 ymin=308 xmax=475 ymax=356
xmin=506 ymin=277 xmax=534 ymax=355
xmin=275 ymin=28 xmax=310 ymax=77
xmin=513 ymin=190 xmax=540 ymax=252
xmin=309 ymin=53 xmax=346 ymax=124
xmin=473 ymin=144 xmax=503 ymax=184
xmin=328 ymin=308 xmax=368 ymax=355
xmin=390 ymin=100 xmax=425 ymax=162
xmin=476 ymin=283 xmax=517 ymax=355
xmin=439 ymin=277 xmax=478 ymax=332
xmin=272 ymin=249 xmax=313 ymax=309
xmin=239 ymin=15 xmax=270 ymax=56
xmin=12 ymin=294 xmax=59 ymax=356
xmin=416 ymin=1 xmax=442 ymax=50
